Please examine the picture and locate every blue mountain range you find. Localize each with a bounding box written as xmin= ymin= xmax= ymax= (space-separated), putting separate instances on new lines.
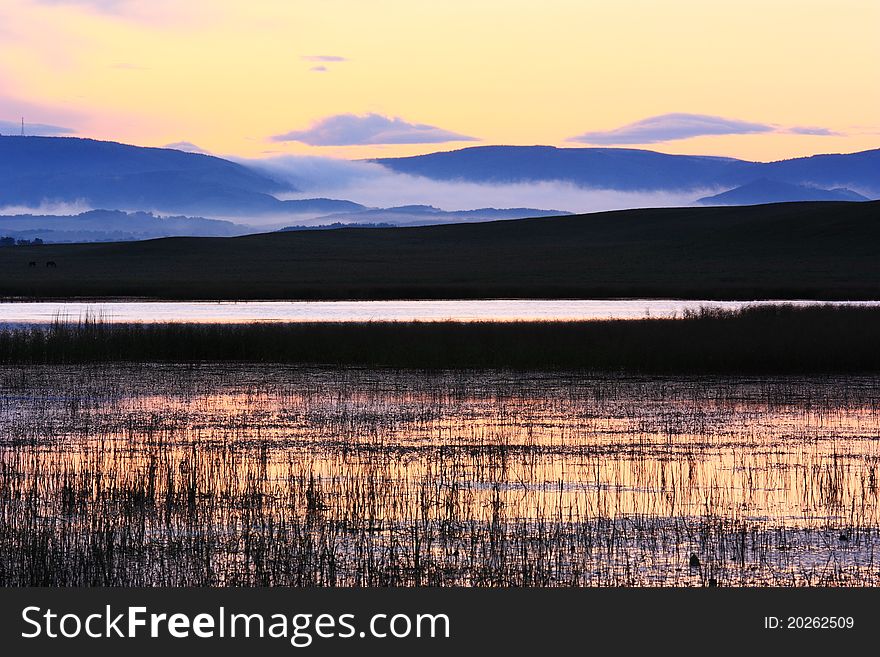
xmin=1 ymin=137 xmax=876 ymax=233
xmin=0 ymin=136 xmax=362 ymax=216
xmin=373 ymin=145 xmax=880 ymax=197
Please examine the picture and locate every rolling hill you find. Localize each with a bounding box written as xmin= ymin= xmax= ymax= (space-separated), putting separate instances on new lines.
xmin=0 ymin=210 xmax=251 ymax=242
xmin=0 ymin=136 xmax=363 ymax=217
xmin=374 ymin=145 xmax=747 ymax=190
xmin=296 ymin=205 xmax=572 ymax=227
xmin=373 ymin=145 xmax=880 ymax=197
xmin=697 ymin=179 xmax=869 ymax=205
xmin=2 ymin=200 xmax=878 ymax=300
xmin=4 ymin=138 xmax=878 ymax=227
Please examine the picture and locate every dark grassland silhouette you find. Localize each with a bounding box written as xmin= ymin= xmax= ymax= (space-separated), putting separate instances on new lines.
xmin=2 ymin=305 xmax=879 ymax=373
xmin=1 ymin=201 xmax=877 ymax=300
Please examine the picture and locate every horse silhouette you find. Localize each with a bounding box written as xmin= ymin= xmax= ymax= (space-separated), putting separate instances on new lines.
xmin=28 ymin=261 xmax=37 ymax=267
xmin=45 ymin=261 xmax=57 ymax=268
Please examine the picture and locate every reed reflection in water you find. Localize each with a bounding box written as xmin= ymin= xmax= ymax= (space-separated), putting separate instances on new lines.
xmin=1 ymin=365 xmax=879 ymax=586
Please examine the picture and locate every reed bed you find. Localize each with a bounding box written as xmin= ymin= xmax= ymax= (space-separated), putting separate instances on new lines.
xmin=1 ymin=304 xmax=879 ymax=372
xmin=1 ymin=364 xmax=879 ymax=586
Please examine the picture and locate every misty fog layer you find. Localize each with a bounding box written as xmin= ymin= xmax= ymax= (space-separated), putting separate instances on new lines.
xmin=241 ymin=155 xmax=712 ymax=216
xmin=0 ymin=200 xmax=94 ymax=217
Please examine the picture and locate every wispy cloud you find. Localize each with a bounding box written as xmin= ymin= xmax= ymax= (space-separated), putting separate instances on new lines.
xmin=0 ymin=199 xmax=93 ymax=216
xmin=34 ymin=0 xmax=134 ymax=14
xmin=32 ymin=0 xmax=209 ymax=26
xmin=164 ymin=141 xmax=209 ymax=154
xmin=569 ymin=113 xmax=773 ymax=145
xmin=301 ymin=55 xmax=348 ymax=63
xmin=570 ymin=113 xmax=843 ymax=145
xmin=270 ymin=113 xmax=478 ymax=146
xmin=784 ymin=126 xmax=842 ymax=136
xmin=302 ymin=55 xmax=347 ymax=73
xmin=0 ymin=119 xmax=75 ymax=136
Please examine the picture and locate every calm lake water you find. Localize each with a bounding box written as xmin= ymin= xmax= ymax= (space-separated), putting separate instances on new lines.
xmin=2 ymin=365 xmax=878 ymax=586
xmin=1 ymin=298 xmax=877 ymax=325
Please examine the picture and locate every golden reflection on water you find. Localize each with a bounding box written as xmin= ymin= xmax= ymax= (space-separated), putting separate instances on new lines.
xmin=2 ymin=365 xmax=880 ymax=586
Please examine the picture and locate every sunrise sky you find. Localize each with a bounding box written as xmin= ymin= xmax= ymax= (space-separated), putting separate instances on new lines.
xmin=1 ymin=0 xmax=877 ymax=161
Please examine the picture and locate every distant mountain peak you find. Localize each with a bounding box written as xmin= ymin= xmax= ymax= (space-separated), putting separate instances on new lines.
xmin=385 ymin=204 xmax=442 ymax=213
xmin=697 ymin=179 xmax=869 ymax=205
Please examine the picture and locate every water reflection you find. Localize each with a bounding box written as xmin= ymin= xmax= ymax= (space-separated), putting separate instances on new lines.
xmin=2 ymin=299 xmax=879 ymax=325
xmin=1 ymin=365 xmax=879 ymax=586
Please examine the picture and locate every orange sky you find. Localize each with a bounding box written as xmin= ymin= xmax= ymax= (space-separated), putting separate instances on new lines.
xmin=1 ymin=0 xmax=878 ymax=161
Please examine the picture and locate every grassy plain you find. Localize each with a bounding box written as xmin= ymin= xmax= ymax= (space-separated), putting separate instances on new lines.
xmin=1 ymin=201 xmax=878 ymax=300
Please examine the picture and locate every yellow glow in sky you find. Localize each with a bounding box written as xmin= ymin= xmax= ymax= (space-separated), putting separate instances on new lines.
xmin=0 ymin=0 xmax=877 ymax=161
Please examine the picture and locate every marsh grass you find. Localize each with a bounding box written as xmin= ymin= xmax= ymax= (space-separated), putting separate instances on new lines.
xmin=1 ymin=364 xmax=879 ymax=586
xmin=1 ymin=305 xmax=879 ymax=372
